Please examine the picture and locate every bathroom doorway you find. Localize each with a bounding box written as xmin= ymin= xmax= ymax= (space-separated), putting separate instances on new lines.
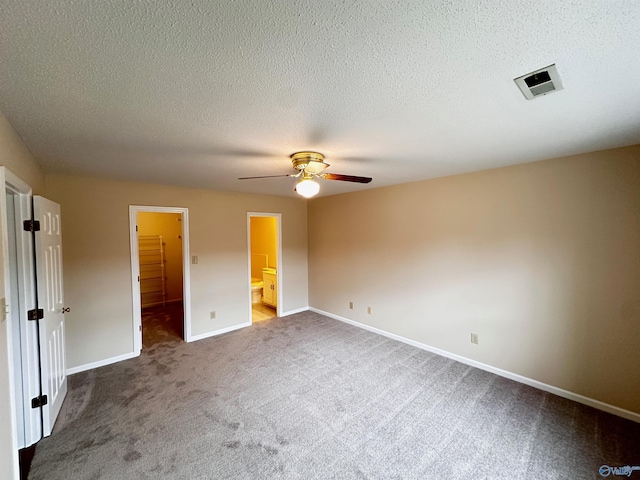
xmin=129 ymin=206 xmax=192 ymax=352
xmin=247 ymin=213 xmax=281 ymax=323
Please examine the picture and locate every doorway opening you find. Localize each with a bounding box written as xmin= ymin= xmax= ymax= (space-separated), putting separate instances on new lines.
xmin=138 ymin=212 xmax=184 ymax=347
xmin=247 ymin=213 xmax=282 ymax=323
xmin=129 ymin=206 xmax=192 ymax=351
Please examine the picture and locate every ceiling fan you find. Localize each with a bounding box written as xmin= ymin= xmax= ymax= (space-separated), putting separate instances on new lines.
xmin=238 ymin=151 xmax=372 ymax=198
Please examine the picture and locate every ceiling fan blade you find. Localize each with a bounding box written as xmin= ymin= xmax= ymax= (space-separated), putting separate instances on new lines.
xmin=322 ymin=173 xmax=372 ymax=183
xmin=305 ymin=160 xmax=330 ymax=174
xmin=238 ymin=174 xmax=294 ymax=180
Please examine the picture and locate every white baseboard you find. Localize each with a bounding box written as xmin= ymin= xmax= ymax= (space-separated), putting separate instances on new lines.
xmin=67 ymin=351 xmax=139 ymax=376
xmin=280 ymin=306 xmax=309 ymax=317
xmin=309 ymin=307 xmax=640 ymax=424
xmin=188 ymin=321 xmax=251 ymax=342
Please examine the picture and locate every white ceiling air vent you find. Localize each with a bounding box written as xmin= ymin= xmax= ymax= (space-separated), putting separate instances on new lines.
xmin=514 ymin=64 xmax=563 ymax=100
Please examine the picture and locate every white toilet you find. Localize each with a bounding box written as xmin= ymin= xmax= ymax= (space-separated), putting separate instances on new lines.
xmin=251 ymin=278 xmax=264 ymax=304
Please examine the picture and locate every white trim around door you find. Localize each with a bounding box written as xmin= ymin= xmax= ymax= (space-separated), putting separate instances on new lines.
xmin=129 ymin=206 xmax=192 ymax=352
xmin=0 ymin=168 xmax=39 ymax=477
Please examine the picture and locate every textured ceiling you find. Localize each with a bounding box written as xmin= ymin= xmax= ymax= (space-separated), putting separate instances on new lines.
xmin=1 ymin=1 xmax=639 ymax=197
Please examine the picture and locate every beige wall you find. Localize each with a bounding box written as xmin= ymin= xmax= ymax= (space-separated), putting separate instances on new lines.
xmin=308 ymin=145 xmax=640 ymax=414
xmin=0 ymin=111 xmax=44 ymax=479
xmin=138 ymin=212 xmax=184 ymax=302
xmin=45 ymin=174 xmax=308 ymax=370
xmin=0 ymin=112 xmax=44 ymax=194
xmin=250 ymin=216 xmax=277 ymax=278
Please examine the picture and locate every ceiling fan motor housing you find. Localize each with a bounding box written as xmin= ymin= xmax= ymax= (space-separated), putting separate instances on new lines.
xmin=291 ymin=151 xmax=325 ymax=171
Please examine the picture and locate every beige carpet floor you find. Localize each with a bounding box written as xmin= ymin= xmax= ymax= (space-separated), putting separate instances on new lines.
xmin=28 ymin=310 xmax=640 ymax=479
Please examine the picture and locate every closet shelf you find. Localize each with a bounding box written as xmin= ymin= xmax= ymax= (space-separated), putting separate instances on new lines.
xmin=138 ymin=235 xmax=166 ymax=308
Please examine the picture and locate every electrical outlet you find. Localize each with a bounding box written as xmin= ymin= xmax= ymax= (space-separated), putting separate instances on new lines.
xmin=192 ymin=255 xmax=198 ymax=264
xmin=367 ymin=306 xmax=372 ymax=314
xmin=349 ymin=301 xmax=353 ymax=309
xmin=210 ymin=311 xmax=216 ymax=319
xmin=471 ymin=333 xmax=479 ymax=344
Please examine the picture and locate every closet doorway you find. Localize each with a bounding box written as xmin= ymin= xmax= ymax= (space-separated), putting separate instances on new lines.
xmin=247 ymin=213 xmax=282 ymax=323
xmin=129 ymin=206 xmax=192 ymax=351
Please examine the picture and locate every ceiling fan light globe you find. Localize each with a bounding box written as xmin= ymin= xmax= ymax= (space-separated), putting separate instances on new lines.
xmin=296 ymin=179 xmax=320 ymax=198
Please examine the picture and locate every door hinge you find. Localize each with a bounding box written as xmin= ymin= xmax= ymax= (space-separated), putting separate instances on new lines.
xmin=27 ymin=309 xmax=44 ymax=321
xmin=31 ymin=395 xmax=48 ymax=409
xmin=23 ymin=220 xmax=41 ymax=232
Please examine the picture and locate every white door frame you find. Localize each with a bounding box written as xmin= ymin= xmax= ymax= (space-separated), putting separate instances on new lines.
xmin=129 ymin=206 xmax=192 ymax=351
xmin=7 ymin=182 xmax=41 ymax=446
xmin=247 ymin=212 xmax=282 ymax=321
xmin=0 ymin=168 xmax=39 ymax=472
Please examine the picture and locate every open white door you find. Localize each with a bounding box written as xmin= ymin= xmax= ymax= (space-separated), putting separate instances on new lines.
xmin=33 ymin=196 xmax=67 ymax=436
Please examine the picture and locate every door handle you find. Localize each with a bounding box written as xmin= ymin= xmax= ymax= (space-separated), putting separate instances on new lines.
xmin=62 ymin=307 xmax=70 ymax=313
